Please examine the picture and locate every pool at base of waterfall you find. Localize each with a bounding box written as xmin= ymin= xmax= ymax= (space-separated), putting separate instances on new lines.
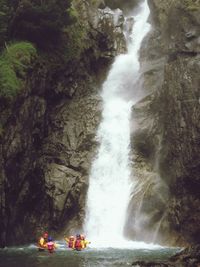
xmin=0 ymin=244 xmax=180 ymax=267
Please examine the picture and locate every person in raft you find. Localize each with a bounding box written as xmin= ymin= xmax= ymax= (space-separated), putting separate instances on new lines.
xmin=65 ymin=235 xmax=76 ymax=249
xmin=80 ymin=234 xmax=91 ymax=249
xmin=47 ymin=236 xmax=57 ymax=253
xmin=38 ymin=232 xmax=48 ymax=250
xmin=74 ymin=234 xmax=83 ymax=251
xmin=65 ymin=234 xmax=91 ymax=250
xmin=74 ymin=234 xmax=91 ymax=250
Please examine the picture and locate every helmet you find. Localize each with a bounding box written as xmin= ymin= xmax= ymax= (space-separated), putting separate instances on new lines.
xmin=76 ymin=234 xmax=80 ymax=239
xmin=69 ymin=235 xmax=75 ymax=240
xmin=80 ymin=234 xmax=85 ymax=240
xmin=43 ymin=232 xmax=48 ymax=238
xmin=48 ymin=236 xmax=53 ymax=242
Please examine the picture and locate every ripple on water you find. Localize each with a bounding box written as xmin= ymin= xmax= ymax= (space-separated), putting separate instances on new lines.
xmin=0 ymin=244 xmax=180 ymax=267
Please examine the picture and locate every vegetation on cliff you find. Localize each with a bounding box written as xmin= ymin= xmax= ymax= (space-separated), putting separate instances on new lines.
xmin=0 ymin=42 xmax=36 ymax=98
xmin=0 ymin=0 xmax=102 ymax=104
xmin=0 ymin=0 xmax=127 ymax=247
xmin=0 ymin=1 xmax=94 ymax=246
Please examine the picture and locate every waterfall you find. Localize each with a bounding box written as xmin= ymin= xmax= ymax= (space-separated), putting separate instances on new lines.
xmin=84 ymin=0 xmax=151 ymax=247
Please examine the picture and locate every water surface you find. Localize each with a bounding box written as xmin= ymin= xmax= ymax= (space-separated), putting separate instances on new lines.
xmin=0 ymin=244 xmax=180 ymax=267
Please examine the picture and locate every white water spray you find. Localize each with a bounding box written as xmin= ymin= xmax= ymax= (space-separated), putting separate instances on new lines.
xmin=84 ymin=1 xmax=153 ymax=248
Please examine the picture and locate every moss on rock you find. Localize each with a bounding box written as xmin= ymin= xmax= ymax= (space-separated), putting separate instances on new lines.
xmin=0 ymin=42 xmax=37 ymax=99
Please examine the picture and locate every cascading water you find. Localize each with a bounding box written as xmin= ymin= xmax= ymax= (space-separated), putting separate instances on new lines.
xmin=84 ymin=0 xmax=152 ymax=248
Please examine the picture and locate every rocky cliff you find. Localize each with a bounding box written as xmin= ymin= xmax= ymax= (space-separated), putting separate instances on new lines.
xmin=0 ymin=0 xmax=127 ymax=247
xmin=0 ymin=0 xmax=199 ymax=248
xmin=128 ymin=0 xmax=200 ymax=246
xmin=132 ymin=245 xmax=200 ymax=267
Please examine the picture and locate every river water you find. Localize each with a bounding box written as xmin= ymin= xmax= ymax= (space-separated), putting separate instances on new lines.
xmin=0 ymin=244 xmax=180 ymax=267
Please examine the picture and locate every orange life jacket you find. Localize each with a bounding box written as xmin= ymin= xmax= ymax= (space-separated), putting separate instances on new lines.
xmin=75 ymin=239 xmax=82 ymax=250
xmin=68 ymin=240 xmax=75 ymax=248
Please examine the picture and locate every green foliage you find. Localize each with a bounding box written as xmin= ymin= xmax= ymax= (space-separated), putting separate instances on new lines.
xmin=63 ymin=22 xmax=87 ymax=61
xmin=67 ymin=6 xmax=79 ymax=21
xmin=9 ymin=0 xmax=75 ymax=49
xmin=182 ymin=0 xmax=200 ymax=11
xmin=0 ymin=62 xmax=20 ymax=98
xmin=0 ymin=42 xmax=37 ymax=98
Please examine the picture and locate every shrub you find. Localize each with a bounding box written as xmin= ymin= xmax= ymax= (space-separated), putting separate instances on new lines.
xmin=63 ymin=22 xmax=88 ymax=61
xmin=0 ymin=41 xmax=37 ymax=98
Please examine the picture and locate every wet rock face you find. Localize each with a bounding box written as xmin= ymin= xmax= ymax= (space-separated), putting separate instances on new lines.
xmin=148 ymin=0 xmax=200 ymax=54
xmin=73 ymin=0 xmax=127 ymax=62
xmin=40 ymin=79 xmax=102 ymax=235
xmin=129 ymin=0 xmax=200 ymax=246
xmin=93 ymin=7 xmax=127 ymax=57
xmin=151 ymin=0 xmax=200 ymax=246
xmin=103 ymin=0 xmax=142 ymax=13
xmin=159 ymin=55 xmax=200 ymax=245
xmin=132 ymin=245 xmax=200 ymax=267
xmin=0 ymin=2 xmax=127 ymax=247
xmin=0 ymin=70 xmax=101 ymax=247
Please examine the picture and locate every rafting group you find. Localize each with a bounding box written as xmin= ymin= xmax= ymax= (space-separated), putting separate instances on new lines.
xmin=37 ymin=232 xmax=90 ymax=253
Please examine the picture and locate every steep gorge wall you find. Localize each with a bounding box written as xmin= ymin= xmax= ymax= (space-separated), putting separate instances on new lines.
xmin=0 ymin=1 xmax=127 ymax=247
xmin=129 ymin=0 xmax=200 ymax=246
xmin=1 ymin=0 xmax=199 ymax=248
